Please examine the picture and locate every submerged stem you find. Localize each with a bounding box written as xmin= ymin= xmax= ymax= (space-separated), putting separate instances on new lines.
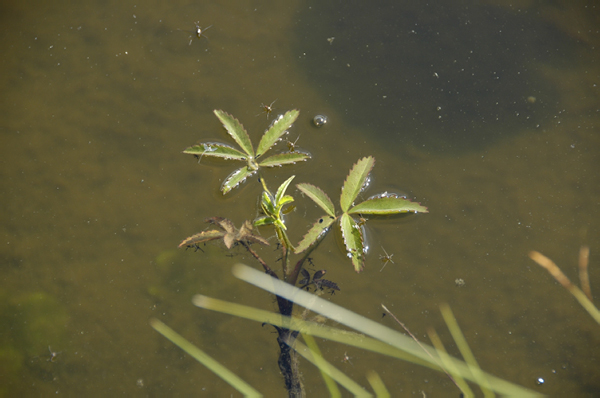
xmin=241 ymin=241 xmax=277 ymax=278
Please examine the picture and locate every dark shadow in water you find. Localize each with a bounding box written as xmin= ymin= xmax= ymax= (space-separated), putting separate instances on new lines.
xmin=292 ymin=0 xmax=573 ymax=152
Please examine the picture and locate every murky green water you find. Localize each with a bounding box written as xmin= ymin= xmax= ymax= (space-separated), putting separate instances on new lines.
xmin=1 ymin=0 xmax=599 ymax=396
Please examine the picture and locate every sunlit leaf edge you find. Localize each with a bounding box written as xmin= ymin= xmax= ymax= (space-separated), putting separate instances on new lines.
xmin=296 ymin=183 xmax=336 ymax=218
xmin=258 ymin=152 xmax=311 ymax=167
xmin=348 ymin=196 xmax=429 ymax=215
xmin=213 ymin=110 xmax=254 ymax=158
xmin=275 ymin=175 xmax=296 ymax=205
xmin=295 ymin=215 xmax=336 ymax=253
xmin=339 ymin=213 xmax=365 ymax=272
xmin=183 ymin=142 xmax=247 ymax=161
xmin=340 ymin=157 xmax=375 ymax=213
xmin=256 ymin=109 xmax=300 ymax=158
xmin=221 ymin=167 xmax=256 ymax=194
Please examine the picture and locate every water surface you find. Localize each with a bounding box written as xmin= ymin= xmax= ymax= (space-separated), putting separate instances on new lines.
xmin=1 ymin=0 xmax=599 ymax=396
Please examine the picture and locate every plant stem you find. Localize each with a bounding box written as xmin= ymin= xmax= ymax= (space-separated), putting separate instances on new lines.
xmin=242 ymin=241 xmax=303 ymax=396
xmin=277 ymin=329 xmax=303 ymax=397
xmin=241 ymin=241 xmax=277 ymax=278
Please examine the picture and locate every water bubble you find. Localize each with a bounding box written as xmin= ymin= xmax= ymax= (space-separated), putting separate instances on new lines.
xmin=536 ymin=377 xmax=545 ymax=385
xmin=313 ymin=115 xmax=328 ymax=127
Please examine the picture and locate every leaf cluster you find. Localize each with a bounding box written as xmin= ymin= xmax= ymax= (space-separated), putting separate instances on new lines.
xmin=181 ymin=109 xmax=428 ymax=273
xmin=183 ymin=110 xmax=310 ymax=194
xmin=296 ymin=156 xmax=428 ymax=272
xmin=254 ymin=175 xmax=296 ymax=250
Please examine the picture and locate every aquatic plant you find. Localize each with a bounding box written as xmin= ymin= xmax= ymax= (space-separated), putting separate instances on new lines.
xmin=149 ymin=108 xmax=560 ymax=396
xmin=149 ymin=108 xmax=546 ymax=397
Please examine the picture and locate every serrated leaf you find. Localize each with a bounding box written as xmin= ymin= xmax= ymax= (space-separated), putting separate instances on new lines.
xmin=183 ymin=142 xmax=247 ymax=161
xmin=348 ymin=196 xmax=429 ymax=215
xmin=256 ymin=109 xmax=300 ymax=158
xmin=213 ymin=110 xmax=254 ymax=158
xmin=296 ymin=183 xmax=336 ymax=217
xmin=258 ymin=152 xmax=311 ymax=167
xmin=221 ymin=167 xmax=256 ymax=194
xmin=275 ymin=175 xmax=295 ymax=205
xmin=253 ymin=216 xmax=275 ymax=227
xmin=339 ymin=213 xmax=365 ymax=272
xmin=178 ymin=230 xmax=225 ymax=248
xmin=295 ymin=215 xmax=336 ymax=253
xmin=340 ymin=156 xmax=375 ymax=213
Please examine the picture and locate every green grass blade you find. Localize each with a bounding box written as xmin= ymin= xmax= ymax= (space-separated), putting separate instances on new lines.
xmin=349 ymin=197 xmax=428 ymax=215
xmin=439 ymin=303 xmax=494 ymax=398
xmin=221 ymin=167 xmax=256 ymax=194
xmin=193 ymin=294 xmax=430 ymax=366
xmin=231 ymin=264 xmax=542 ymax=397
xmin=300 ymin=333 xmax=342 ymax=398
xmin=366 ymin=371 xmax=390 ymax=398
xmin=183 ymin=142 xmax=248 ymax=161
xmin=256 ymin=109 xmax=299 ymax=158
xmin=291 ymin=337 xmax=371 ymax=397
xmin=214 ymin=110 xmax=254 ymax=158
xmin=570 ymin=287 xmax=600 ymax=324
xmin=193 ymin=292 xmax=537 ymax=396
xmin=297 ymin=183 xmax=336 ymax=217
xmin=339 ymin=213 xmax=365 ymax=272
xmin=150 ymin=318 xmax=262 ymax=397
xmin=427 ymin=328 xmax=473 ymax=398
xmin=340 ymin=157 xmax=375 ymax=213
xmin=295 ymin=215 xmax=336 ymax=253
xmin=258 ymin=152 xmax=311 ymax=167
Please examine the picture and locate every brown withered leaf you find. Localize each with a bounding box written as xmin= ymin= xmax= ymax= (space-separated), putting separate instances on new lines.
xmin=179 ymin=217 xmax=269 ymax=250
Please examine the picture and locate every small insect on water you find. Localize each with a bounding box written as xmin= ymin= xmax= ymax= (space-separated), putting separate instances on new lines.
xmin=379 ymin=246 xmax=394 ymax=272
xmin=179 ymin=22 xmax=212 ymax=45
xmin=257 ymin=100 xmax=277 ymax=119
xmin=47 ymin=346 xmax=61 ymax=363
xmin=341 ymin=351 xmax=353 ymax=365
xmin=286 ymin=135 xmax=300 ymax=153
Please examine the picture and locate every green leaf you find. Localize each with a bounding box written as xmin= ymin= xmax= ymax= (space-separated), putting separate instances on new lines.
xmin=214 ymin=110 xmax=254 ymax=158
xmin=253 ymin=216 xmax=275 ymax=228
xmin=340 ymin=156 xmax=375 ymax=213
xmin=339 ymin=213 xmax=365 ymax=272
xmin=258 ymin=152 xmax=311 ymax=167
xmin=276 ymin=195 xmax=294 ymax=210
xmin=183 ymin=143 xmax=248 ymax=161
xmin=348 ymin=196 xmax=429 ymax=215
xmin=255 ymin=109 xmax=300 ymax=158
xmin=221 ymin=167 xmax=256 ymax=194
xmin=296 ymin=183 xmax=336 ymax=218
xmin=295 ymin=215 xmax=336 ymax=253
xmin=275 ymin=175 xmax=295 ymax=205
xmin=178 ymin=230 xmax=225 ymax=248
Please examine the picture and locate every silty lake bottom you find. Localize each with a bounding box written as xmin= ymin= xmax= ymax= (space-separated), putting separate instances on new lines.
xmin=1 ymin=0 xmax=599 ymax=396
